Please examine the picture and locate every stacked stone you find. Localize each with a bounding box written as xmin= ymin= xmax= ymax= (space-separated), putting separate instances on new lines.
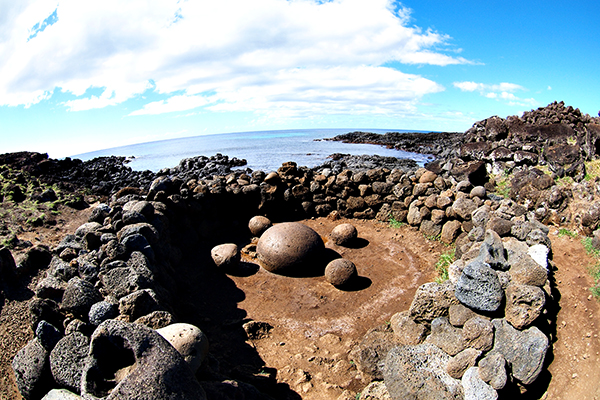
xmin=351 ymin=200 xmax=555 ymax=399
xmin=11 ymin=196 xmax=211 ymax=399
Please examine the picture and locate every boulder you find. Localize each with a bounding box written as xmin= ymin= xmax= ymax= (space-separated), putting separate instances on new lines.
xmin=452 ymin=198 xmax=477 ymax=220
xmin=491 ymin=319 xmax=549 ymax=385
xmin=409 ymin=281 xmax=459 ymax=322
xmin=61 ymin=277 xmax=103 ymax=319
xmin=81 ymin=320 xmax=206 ymax=399
xmin=441 ymin=220 xmax=463 ymax=244
xmin=455 ymin=260 xmax=503 ymax=312
xmin=509 ymin=254 xmax=548 ymax=287
xmin=248 ymin=216 xmax=272 ymax=237
xmin=359 ymin=381 xmax=391 ymax=400
xmin=528 ymin=244 xmax=549 ymax=270
xmin=425 ymin=317 xmax=466 ymax=356
xmin=462 ymin=317 xmax=493 ymax=352
xmin=88 ymin=301 xmax=118 ymax=326
xmin=354 ymin=328 xmax=398 ymax=380
xmin=118 ymin=289 xmax=162 ymax=322
xmin=49 ymin=332 xmax=90 ymax=394
xmin=12 ymin=338 xmax=51 ymax=400
xmin=35 ymin=320 xmax=63 ymax=351
xmin=446 ymin=348 xmax=481 ymax=379
xmin=486 ymin=217 xmax=513 ymax=237
xmin=504 ymin=284 xmax=545 ymax=329
xmin=420 ymin=220 xmax=442 ymax=238
xmin=41 ymin=389 xmax=82 ymax=399
xmin=157 ymin=323 xmax=209 ymax=373
xmin=383 ymin=344 xmax=463 ymax=400
xmin=256 ymin=222 xmax=324 ymax=274
xmin=134 ymin=310 xmax=175 ymax=330
xmin=324 ymin=258 xmax=357 ymax=286
xmin=330 ymin=223 xmax=358 ymax=246
xmin=210 ymin=244 xmax=241 ymax=268
xmin=461 ymin=367 xmax=497 ymax=400
xmin=477 ymin=353 xmax=507 ymax=390
xmin=389 ymin=311 xmax=427 ymax=345
xmin=475 ymin=230 xmax=508 ymax=271
xmin=448 ymin=304 xmax=479 ymax=327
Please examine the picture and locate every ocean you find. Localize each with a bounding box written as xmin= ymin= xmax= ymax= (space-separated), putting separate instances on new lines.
xmin=74 ymin=128 xmax=433 ymax=173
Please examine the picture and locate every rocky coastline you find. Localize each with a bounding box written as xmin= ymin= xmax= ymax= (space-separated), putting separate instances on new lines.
xmin=2 ymin=101 xmax=600 ymax=399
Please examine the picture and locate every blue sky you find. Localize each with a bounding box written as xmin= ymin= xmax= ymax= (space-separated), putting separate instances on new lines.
xmin=0 ymin=0 xmax=598 ymax=158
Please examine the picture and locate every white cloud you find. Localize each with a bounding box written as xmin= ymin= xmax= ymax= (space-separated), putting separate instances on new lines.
xmin=0 ymin=0 xmax=467 ymax=117
xmin=453 ymin=80 xmax=537 ymax=107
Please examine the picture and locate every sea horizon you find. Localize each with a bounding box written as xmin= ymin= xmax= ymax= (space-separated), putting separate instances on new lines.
xmin=73 ymin=128 xmax=437 ymax=173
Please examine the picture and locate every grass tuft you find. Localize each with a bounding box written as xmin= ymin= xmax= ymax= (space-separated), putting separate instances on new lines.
xmin=557 ymin=228 xmax=578 ymax=238
xmin=435 ymin=247 xmax=455 ymax=283
xmin=389 ymin=217 xmax=405 ymax=228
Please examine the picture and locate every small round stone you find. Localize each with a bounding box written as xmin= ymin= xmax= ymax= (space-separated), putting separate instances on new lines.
xmin=325 ymin=258 xmax=357 ymax=286
xmin=248 ymin=216 xmax=272 ymax=237
xmin=257 ymin=222 xmax=324 ymax=274
xmin=157 ymin=323 xmax=209 ymax=372
xmin=211 ymin=243 xmax=241 ymax=268
xmin=330 ymin=223 xmax=358 ymax=246
xmin=470 ymin=186 xmax=487 ymax=199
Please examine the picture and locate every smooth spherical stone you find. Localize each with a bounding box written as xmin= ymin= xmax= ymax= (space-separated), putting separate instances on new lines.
xmin=330 ymin=223 xmax=358 ymax=246
xmin=156 ymin=323 xmax=209 ymax=372
xmin=256 ymin=222 xmax=325 ymax=274
xmin=211 ymin=243 xmax=240 ymax=268
xmin=248 ymin=216 xmax=272 ymax=237
xmin=325 ymin=258 xmax=357 ymax=286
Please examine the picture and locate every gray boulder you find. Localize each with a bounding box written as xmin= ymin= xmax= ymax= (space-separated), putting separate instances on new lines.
xmin=461 ymin=367 xmax=497 ymax=400
xmin=448 ymin=304 xmax=479 ymax=327
xmin=354 ymin=327 xmax=398 ymax=380
xmin=409 ymin=281 xmax=459 ymax=322
xmin=504 ymin=284 xmax=545 ymax=329
xmin=99 ymin=266 xmax=152 ymax=299
xmin=49 ymin=332 xmax=90 ymax=393
xmin=61 ymin=277 xmax=103 ymax=318
xmin=36 ymin=320 xmax=63 ymax=351
xmin=491 ymin=319 xmax=549 ymax=385
xmin=81 ymin=319 xmax=206 ymax=399
xmin=452 ymin=198 xmax=477 ymax=220
xmin=383 ymin=344 xmax=463 ymax=400
xmin=425 ymin=317 xmax=466 ymax=356
xmin=89 ymin=301 xmax=118 ymax=326
xmin=41 ymin=389 xmax=82 ymax=399
xmin=389 ymin=311 xmax=427 ymax=345
xmin=446 ymin=348 xmax=481 ymax=379
xmin=475 ymin=230 xmax=507 ymax=271
xmin=256 ymin=222 xmax=324 ymax=274
xmin=118 ymin=288 xmax=162 ymax=322
xmin=478 ymin=353 xmax=507 ymax=390
xmin=12 ymin=338 xmax=51 ymax=400
xmin=455 ymin=260 xmax=503 ymax=312
xmin=462 ymin=317 xmax=493 ymax=352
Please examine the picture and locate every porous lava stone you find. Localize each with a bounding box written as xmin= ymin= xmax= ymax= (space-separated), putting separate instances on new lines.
xmin=256 ymin=222 xmax=324 ymax=274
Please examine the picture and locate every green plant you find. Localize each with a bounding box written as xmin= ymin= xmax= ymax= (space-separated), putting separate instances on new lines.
xmin=558 ymin=228 xmax=577 ymax=238
xmin=582 ymin=237 xmax=600 ymax=258
xmin=389 ymin=217 xmax=405 ymax=228
xmin=582 ymin=236 xmax=600 ymax=299
xmin=435 ymin=248 xmax=455 ymax=283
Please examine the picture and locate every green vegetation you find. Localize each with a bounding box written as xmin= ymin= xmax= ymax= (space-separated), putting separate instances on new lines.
xmin=585 ymin=159 xmax=600 ymax=182
xmin=389 ymin=217 xmax=405 ymax=228
xmin=557 ymin=228 xmax=578 ymax=238
xmin=581 ymin=236 xmax=600 ymax=298
xmin=435 ymin=247 xmax=455 ymax=283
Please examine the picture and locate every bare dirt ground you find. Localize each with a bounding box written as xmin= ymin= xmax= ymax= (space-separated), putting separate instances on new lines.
xmin=1 ymin=210 xmax=600 ymax=399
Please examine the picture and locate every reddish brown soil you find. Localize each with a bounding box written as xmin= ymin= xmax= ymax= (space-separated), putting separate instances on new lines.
xmin=1 ymin=212 xmax=600 ymax=399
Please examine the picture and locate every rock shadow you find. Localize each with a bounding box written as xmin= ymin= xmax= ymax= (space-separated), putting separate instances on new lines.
xmin=341 ymin=237 xmax=370 ymax=249
xmin=224 ymin=261 xmax=260 ymax=277
xmin=174 ymin=245 xmax=301 ymax=400
xmin=334 ymin=275 xmax=372 ymax=292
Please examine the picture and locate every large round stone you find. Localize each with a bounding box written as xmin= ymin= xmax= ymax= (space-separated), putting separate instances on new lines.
xmin=256 ymin=222 xmax=324 ymax=274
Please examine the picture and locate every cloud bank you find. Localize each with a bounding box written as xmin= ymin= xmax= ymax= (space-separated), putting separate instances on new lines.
xmin=0 ymin=0 xmax=469 ymax=117
xmin=453 ymin=81 xmax=537 ymax=107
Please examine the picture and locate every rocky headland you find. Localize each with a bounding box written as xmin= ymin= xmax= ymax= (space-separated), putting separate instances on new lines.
xmin=2 ymin=101 xmax=600 ymax=399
